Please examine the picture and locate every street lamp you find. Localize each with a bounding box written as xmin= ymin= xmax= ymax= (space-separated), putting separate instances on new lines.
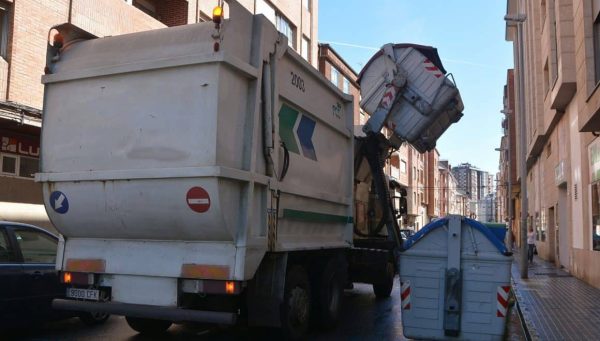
xmin=505 ymin=12 xmax=528 ymax=279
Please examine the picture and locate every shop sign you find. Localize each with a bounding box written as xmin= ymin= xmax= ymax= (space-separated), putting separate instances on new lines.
xmin=0 ymin=132 xmax=39 ymax=157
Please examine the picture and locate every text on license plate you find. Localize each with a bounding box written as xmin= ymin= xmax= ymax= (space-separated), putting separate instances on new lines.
xmin=66 ymin=288 xmax=99 ymax=301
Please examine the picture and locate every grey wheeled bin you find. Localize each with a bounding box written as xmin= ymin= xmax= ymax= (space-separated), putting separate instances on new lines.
xmin=399 ymin=215 xmax=513 ymax=341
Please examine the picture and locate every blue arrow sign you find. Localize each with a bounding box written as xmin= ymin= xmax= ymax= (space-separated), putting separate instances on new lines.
xmin=50 ymin=191 xmax=69 ymax=214
xmin=297 ymin=115 xmax=317 ymax=161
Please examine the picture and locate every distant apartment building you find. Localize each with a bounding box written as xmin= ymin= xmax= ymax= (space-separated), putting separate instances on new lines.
xmin=479 ymin=193 xmax=496 ymax=223
xmin=505 ymin=0 xmax=600 ymax=289
xmin=497 ymin=69 xmax=517 ymax=228
xmin=439 ymin=160 xmax=465 ymax=217
xmin=0 ymin=0 xmax=317 ymax=230
xmin=452 ymin=163 xmax=480 ymax=200
xmin=451 ymin=163 xmax=496 ymax=220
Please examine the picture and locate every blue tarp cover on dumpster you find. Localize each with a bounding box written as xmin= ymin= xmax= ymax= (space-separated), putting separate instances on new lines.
xmin=403 ymin=217 xmax=510 ymax=255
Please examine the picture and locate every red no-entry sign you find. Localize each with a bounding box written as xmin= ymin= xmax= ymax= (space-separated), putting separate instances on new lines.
xmin=186 ymin=186 xmax=211 ymax=213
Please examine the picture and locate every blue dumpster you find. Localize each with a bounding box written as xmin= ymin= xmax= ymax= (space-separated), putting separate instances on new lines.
xmin=400 ymin=215 xmax=513 ymax=341
xmin=484 ymin=223 xmax=508 ymax=245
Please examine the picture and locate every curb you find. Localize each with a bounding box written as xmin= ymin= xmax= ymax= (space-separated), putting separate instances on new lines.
xmin=511 ymin=279 xmax=538 ymax=341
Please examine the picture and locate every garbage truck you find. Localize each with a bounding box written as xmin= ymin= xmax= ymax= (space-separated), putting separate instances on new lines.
xmin=39 ymin=1 xmax=463 ymax=338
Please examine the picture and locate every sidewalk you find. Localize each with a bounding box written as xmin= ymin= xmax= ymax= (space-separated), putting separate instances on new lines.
xmin=511 ymin=252 xmax=600 ymax=340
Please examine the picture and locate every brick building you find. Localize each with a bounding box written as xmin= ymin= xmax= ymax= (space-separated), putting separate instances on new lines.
xmin=497 ymin=69 xmax=517 ymax=228
xmin=0 ymin=0 xmax=317 ymax=230
xmin=427 ymin=149 xmax=440 ymax=220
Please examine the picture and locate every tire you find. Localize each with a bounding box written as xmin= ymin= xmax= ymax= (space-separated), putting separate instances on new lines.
xmin=316 ymin=256 xmax=346 ymax=328
xmin=281 ymin=265 xmax=311 ymax=340
xmin=125 ymin=316 xmax=172 ymax=335
xmin=372 ymin=261 xmax=395 ymax=299
xmin=79 ymin=311 xmax=110 ymax=326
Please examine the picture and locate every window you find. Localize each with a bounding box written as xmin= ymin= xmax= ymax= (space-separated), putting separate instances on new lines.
xmin=13 ymin=228 xmax=57 ymax=263
xmin=594 ymin=14 xmax=600 ymax=83
xmin=304 ymin=0 xmax=311 ymax=12
xmin=19 ymin=156 xmax=38 ymax=178
xmin=0 ymin=153 xmax=38 ymax=178
xmin=592 ymin=183 xmax=600 ymax=251
xmin=540 ymin=210 xmax=546 ymax=242
xmin=0 ymin=229 xmax=13 ymax=262
xmin=301 ymin=36 xmax=310 ymax=62
xmin=256 ymin=0 xmax=276 ymax=24
xmin=330 ymin=66 xmax=339 ymax=87
xmin=276 ymin=14 xmax=295 ymax=48
xmin=343 ymin=77 xmax=350 ymax=94
xmin=401 ymin=160 xmax=407 ymax=173
xmin=1 ymin=154 xmax=16 ymax=175
xmin=0 ymin=4 xmax=8 ymax=59
xmin=133 ymin=0 xmax=158 ymax=19
xmin=543 ymin=59 xmax=549 ymax=94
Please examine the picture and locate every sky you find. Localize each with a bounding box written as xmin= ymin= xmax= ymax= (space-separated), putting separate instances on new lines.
xmin=318 ymin=0 xmax=514 ymax=174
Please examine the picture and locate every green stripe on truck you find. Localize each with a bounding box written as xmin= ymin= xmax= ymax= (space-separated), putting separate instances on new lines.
xmin=282 ymin=209 xmax=353 ymax=224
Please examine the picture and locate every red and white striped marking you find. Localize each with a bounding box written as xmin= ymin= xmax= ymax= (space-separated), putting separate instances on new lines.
xmin=380 ymin=86 xmax=397 ymax=109
xmin=497 ymin=285 xmax=510 ymax=317
xmin=401 ymin=280 xmax=411 ymax=310
xmin=423 ymin=58 xmax=444 ymax=78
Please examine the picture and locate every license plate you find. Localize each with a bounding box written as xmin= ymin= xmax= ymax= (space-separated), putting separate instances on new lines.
xmin=66 ymin=288 xmax=99 ymax=301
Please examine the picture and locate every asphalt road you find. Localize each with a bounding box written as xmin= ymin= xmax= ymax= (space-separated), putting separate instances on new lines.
xmin=4 ymin=281 xmax=526 ymax=340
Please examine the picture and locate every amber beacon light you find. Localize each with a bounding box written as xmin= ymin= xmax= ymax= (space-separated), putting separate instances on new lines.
xmin=212 ymin=5 xmax=224 ymax=24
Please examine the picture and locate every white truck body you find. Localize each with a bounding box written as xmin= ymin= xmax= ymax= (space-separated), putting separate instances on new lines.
xmin=38 ymin=1 xmax=352 ymax=309
xmin=39 ymin=2 xmax=463 ymax=335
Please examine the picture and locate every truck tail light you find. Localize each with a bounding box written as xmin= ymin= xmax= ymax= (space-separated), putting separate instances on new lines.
xmin=225 ymin=281 xmax=236 ymax=294
xmin=61 ymin=271 xmax=94 ymax=285
xmin=181 ymin=279 xmax=241 ymax=295
xmin=62 ymin=271 xmax=72 ymax=283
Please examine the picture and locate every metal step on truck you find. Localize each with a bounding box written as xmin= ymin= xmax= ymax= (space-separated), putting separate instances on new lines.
xmin=38 ymin=1 xmax=463 ymax=339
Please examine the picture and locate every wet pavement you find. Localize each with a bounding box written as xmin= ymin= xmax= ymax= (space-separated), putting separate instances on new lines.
xmin=512 ymin=253 xmax=600 ymax=341
xmin=4 ymin=279 xmax=525 ymax=340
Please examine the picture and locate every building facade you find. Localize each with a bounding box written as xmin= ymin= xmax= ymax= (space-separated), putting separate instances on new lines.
xmin=497 ymin=69 xmax=517 ymax=235
xmin=427 ymin=149 xmax=441 ymax=220
xmin=0 ymin=0 xmax=317 ymax=230
xmin=505 ymin=0 xmax=600 ymax=289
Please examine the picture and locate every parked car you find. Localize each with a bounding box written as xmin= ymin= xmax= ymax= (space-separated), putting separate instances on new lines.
xmin=0 ymin=221 xmax=109 ymax=327
xmin=399 ymin=229 xmax=416 ymax=239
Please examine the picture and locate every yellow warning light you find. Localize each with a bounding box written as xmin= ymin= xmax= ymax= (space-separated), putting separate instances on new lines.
xmin=213 ymin=6 xmax=224 ymax=24
xmin=53 ymin=33 xmax=64 ymax=48
xmin=63 ymin=272 xmax=72 ymax=284
xmin=225 ymin=281 xmax=235 ymax=294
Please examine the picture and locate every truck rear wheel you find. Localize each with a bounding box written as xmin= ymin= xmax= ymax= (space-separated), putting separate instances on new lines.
xmin=79 ymin=311 xmax=109 ymax=326
xmin=372 ymin=261 xmax=395 ymax=298
xmin=125 ymin=316 xmax=172 ymax=335
xmin=281 ymin=265 xmax=311 ymax=340
xmin=316 ymin=256 xmax=346 ymax=328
